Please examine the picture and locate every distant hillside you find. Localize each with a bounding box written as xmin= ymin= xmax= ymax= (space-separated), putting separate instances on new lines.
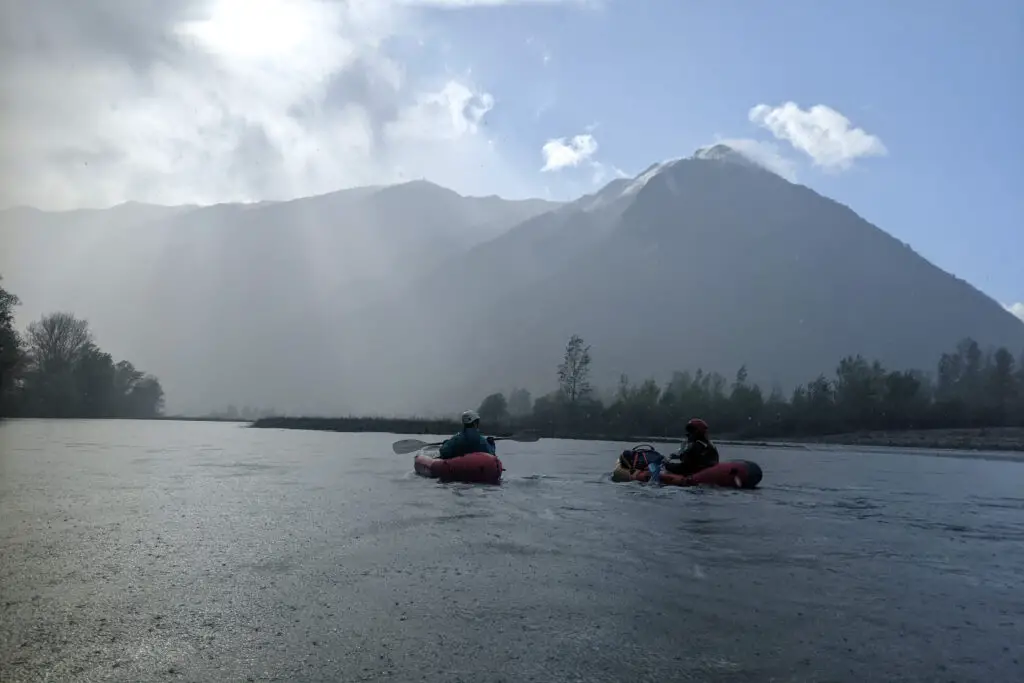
xmin=0 ymin=183 xmax=560 ymax=414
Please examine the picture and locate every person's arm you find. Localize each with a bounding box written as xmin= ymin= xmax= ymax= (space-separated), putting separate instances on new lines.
xmin=438 ymin=435 xmax=456 ymax=459
xmin=485 ymin=436 xmax=496 ymax=454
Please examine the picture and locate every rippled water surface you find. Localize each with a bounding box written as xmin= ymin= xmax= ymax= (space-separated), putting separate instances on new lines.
xmin=2 ymin=419 xmax=1023 ymax=682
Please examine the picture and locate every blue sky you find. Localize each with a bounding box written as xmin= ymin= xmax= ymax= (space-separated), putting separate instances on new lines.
xmin=409 ymin=0 xmax=1023 ymax=312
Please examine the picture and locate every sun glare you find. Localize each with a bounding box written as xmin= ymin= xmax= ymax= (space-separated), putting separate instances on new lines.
xmin=180 ymin=0 xmax=320 ymax=60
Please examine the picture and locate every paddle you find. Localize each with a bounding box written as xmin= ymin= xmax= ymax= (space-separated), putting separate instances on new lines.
xmin=391 ymin=433 xmax=541 ymax=455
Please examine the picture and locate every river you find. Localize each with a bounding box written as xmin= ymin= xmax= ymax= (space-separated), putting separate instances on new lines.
xmin=1 ymin=418 xmax=1022 ymax=682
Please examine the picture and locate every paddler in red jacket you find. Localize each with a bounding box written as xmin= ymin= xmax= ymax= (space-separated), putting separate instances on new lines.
xmin=664 ymin=418 xmax=719 ymax=476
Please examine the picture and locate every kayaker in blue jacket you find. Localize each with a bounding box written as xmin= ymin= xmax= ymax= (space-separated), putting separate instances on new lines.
xmin=438 ymin=410 xmax=496 ymax=460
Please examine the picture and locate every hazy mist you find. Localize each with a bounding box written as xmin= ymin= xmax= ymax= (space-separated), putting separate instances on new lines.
xmin=3 ymin=3 xmax=1022 ymax=418
xmin=0 ymin=183 xmax=557 ymax=415
xmin=4 ymin=148 xmax=1023 ymax=417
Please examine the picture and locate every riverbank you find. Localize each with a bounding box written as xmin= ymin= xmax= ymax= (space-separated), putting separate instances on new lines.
xmin=251 ymin=416 xmax=465 ymax=435
xmin=249 ymin=417 xmax=1024 ymax=453
xmin=779 ymin=427 xmax=1024 ymax=453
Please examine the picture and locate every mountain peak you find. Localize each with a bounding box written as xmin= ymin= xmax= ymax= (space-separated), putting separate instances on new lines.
xmin=616 ymin=158 xmax=684 ymax=198
xmin=691 ymin=143 xmax=765 ymax=170
xmin=609 ymin=143 xmax=777 ymax=204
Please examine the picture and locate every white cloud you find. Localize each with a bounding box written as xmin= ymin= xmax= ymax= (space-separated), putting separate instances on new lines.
xmin=711 ymin=138 xmax=799 ymax=181
xmin=1006 ymin=303 xmax=1024 ymax=322
xmin=399 ymin=0 xmax=594 ymax=6
xmin=541 ymin=133 xmax=598 ymax=172
xmin=0 ymin=0 xmax=581 ymax=210
xmin=749 ymin=102 xmax=887 ymax=171
xmin=386 ymin=81 xmax=494 ymax=141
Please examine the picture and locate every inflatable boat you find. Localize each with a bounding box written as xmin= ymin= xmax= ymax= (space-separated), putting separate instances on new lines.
xmin=611 ymin=445 xmax=763 ymax=489
xmin=414 ymin=449 xmax=504 ymax=485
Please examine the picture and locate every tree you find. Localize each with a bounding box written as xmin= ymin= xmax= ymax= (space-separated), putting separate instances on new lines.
xmin=481 ymin=335 xmax=1023 ymax=440
xmin=607 ymin=375 xmax=662 ymax=435
xmin=959 ymin=338 xmax=983 ymax=400
xmin=478 ymin=392 xmax=509 ymax=424
xmin=834 ymin=355 xmax=886 ymax=429
xmin=557 ymin=334 xmax=592 ymax=403
xmin=25 ymin=312 xmax=93 ymax=373
xmin=0 ymin=276 xmax=22 ymax=414
xmin=17 ymin=313 xmax=95 ymax=416
xmin=73 ymin=345 xmax=117 ymax=417
xmin=5 ymin=303 xmax=166 ymax=419
xmin=113 ymin=360 xmax=143 ymax=398
xmin=987 ymin=348 xmax=1017 ymax=422
xmin=507 ymin=388 xmax=533 ymax=417
xmin=1017 ymin=349 xmax=1024 ymax=424
xmin=124 ymin=375 xmax=165 ymax=417
xmin=727 ymin=364 xmax=765 ymax=433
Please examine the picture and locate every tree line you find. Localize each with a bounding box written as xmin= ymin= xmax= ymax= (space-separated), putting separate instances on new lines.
xmin=476 ymin=334 xmax=1024 ymax=439
xmin=0 ymin=276 xmax=165 ymax=418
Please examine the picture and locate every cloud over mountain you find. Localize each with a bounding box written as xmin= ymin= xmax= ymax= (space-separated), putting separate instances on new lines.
xmin=749 ymin=102 xmax=887 ymax=171
xmin=541 ymin=134 xmax=599 ymax=171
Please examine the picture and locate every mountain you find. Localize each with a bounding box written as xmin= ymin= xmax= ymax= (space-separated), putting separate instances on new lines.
xmin=349 ymin=146 xmax=1024 ymax=412
xmin=0 ymin=182 xmax=560 ymax=414
xmin=3 ymin=148 xmax=1021 ymax=417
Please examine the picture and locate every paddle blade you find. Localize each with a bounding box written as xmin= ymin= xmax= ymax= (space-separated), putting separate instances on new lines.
xmin=392 ymin=439 xmax=429 ymax=454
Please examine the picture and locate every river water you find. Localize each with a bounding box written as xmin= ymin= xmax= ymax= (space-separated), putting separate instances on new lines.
xmin=1 ymin=419 xmax=1022 ymax=682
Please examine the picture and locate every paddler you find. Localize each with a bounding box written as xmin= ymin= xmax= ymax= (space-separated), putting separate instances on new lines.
xmin=664 ymin=418 xmax=720 ymax=476
xmin=438 ymin=410 xmax=496 ymax=460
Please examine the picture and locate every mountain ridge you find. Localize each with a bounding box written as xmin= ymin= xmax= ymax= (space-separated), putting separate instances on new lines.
xmin=357 ymin=150 xmax=1024 ymax=412
xmin=2 ymin=146 xmax=1020 ymax=415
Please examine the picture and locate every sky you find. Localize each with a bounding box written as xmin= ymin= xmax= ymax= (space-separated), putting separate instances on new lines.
xmin=1 ymin=0 xmax=1021 ymax=317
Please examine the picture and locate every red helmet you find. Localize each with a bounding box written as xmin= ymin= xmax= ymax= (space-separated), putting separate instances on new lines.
xmin=685 ymin=418 xmax=709 ymax=436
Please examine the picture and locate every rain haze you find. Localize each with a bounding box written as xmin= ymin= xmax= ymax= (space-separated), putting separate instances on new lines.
xmin=1 ymin=0 xmax=1022 ymax=416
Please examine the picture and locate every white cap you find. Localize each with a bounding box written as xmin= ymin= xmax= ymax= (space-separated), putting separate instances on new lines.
xmin=461 ymin=410 xmax=481 ymax=425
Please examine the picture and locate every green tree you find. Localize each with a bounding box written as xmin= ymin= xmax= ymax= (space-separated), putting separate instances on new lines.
xmin=123 ymin=375 xmax=165 ymax=417
xmin=834 ymin=355 xmax=886 ymax=429
xmin=508 ymin=334 xmax=1022 ymax=440
xmin=507 ymin=388 xmax=533 ymax=417
xmin=728 ymin=364 xmax=765 ymax=434
xmin=557 ymin=334 xmax=592 ymax=403
xmin=73 ymin=345 xmax=117 ymax=417
xmin=112 ymin=360 xmax=143 ymax=399
xmin=959 ymin=338 xmax=983 ymax=402
xmin=25 ymin=312 xmax=93 ymax=372
xmin=607 ymin=375 xmax=662 ymax=435
xmin=7 ymin=307 xmax=166 ymax=419
xmin=987 ymin=348 xmax=1017 ymax=423
xmin=20 ymin=312 xmax=94 ymax=416
xmin=478 ymin=392 xmax=509 ymax=425
xmin=0 ymin=276 xmax=22 ymax=414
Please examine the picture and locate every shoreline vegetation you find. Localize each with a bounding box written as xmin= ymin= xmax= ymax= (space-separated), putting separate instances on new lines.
xmin=0 ymin=277 xmax=165 ymax=420
xmin=5 ymin=268 xmax=1024 ymax=456
xmin=247 ymin=329 xmax=1024 ymax=454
